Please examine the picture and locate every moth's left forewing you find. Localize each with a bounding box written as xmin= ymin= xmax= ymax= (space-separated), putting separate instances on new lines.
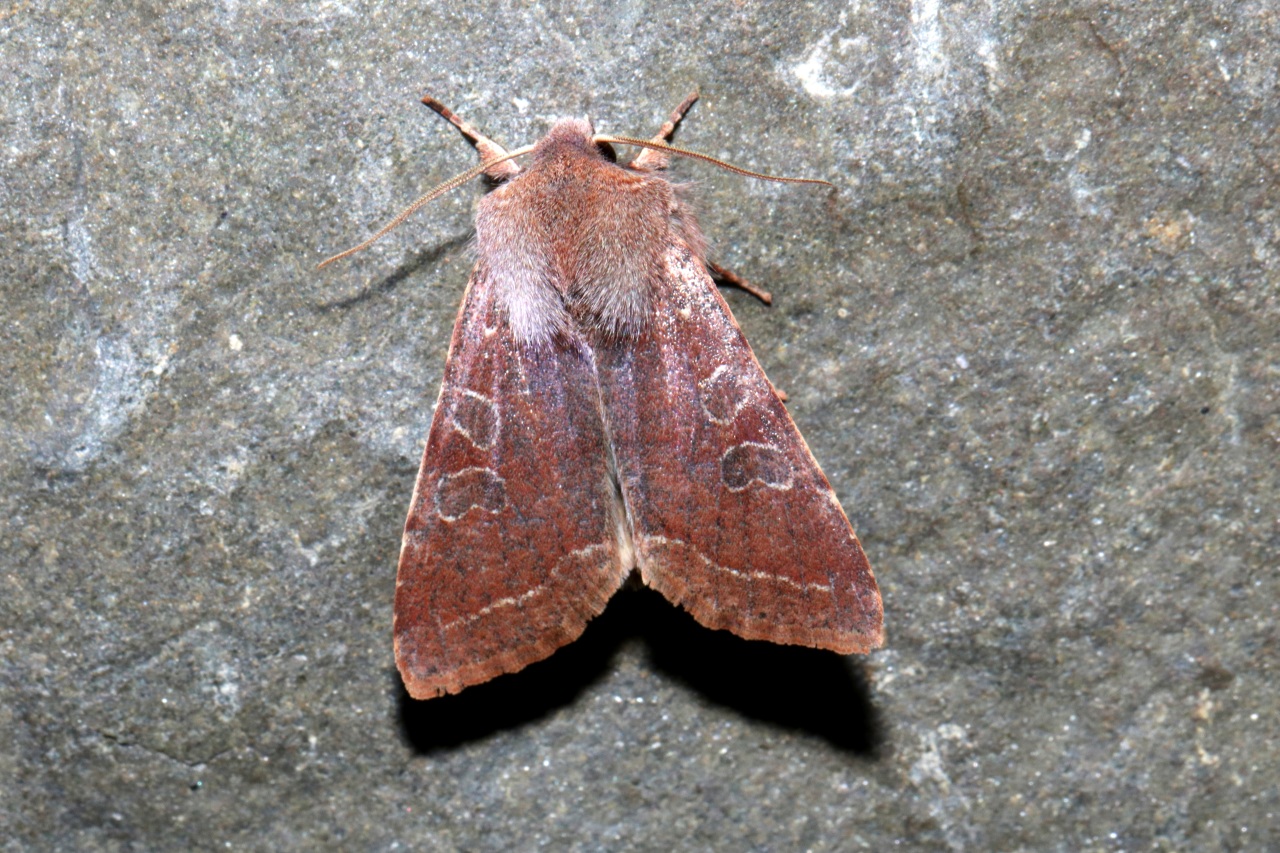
xmin=597 ymin=245 xmax=883 ymax=654
xmin=394 ymin=262 xmax=627 ymax=700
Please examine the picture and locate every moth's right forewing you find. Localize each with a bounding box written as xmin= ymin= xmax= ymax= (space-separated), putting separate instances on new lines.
xmin=598 ymin=246 xmax=883 ymax=654
xmin=393 ymin=264 xmax=627 ymax=700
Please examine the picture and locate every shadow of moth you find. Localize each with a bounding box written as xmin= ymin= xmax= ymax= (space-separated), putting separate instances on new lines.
xmin=323 ymin=93 xmax=882 ymax=700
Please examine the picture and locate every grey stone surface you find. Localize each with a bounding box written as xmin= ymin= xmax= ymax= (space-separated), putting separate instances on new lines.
xmin=2 ymin=0 xmax=1276 ymax=850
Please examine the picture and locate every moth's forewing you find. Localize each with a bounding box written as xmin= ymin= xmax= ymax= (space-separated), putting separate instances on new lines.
xmin=597 ymin=246 xmax=882 ymax=653
xmin=393 ymin=266 xmax=628 ymax=700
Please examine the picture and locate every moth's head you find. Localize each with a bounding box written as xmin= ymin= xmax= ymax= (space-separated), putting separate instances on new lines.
xmin=318 ymin=99 xmax=831 ymax=272
xmin=535 ymin=118 xmax=619 ymax=164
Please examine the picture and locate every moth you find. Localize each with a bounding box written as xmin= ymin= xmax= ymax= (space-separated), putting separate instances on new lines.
xmin=322 ymin=93 xmax=882 ymax=700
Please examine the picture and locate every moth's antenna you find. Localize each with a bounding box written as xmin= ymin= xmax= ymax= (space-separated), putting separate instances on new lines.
xmin=318 ymin=144 xmax=534 ymax=269
xmin=595 ymin=135 xmax=834 ymax=187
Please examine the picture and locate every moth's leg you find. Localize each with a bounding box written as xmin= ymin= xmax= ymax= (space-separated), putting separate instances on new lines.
xmin=707 ymin=259 xmax=772 ymax=305
xmin=651 ymin=91 xmax=700 ymax=142
xmin=629 ymin=91 xmax=699 ymax=172
xmin=421 ymin=95 xmax=520 ymax=180
xmin=636 ymin=93 xmax=773 ymax=304
xmin=640 ymin=92 xmax=772 ymax=305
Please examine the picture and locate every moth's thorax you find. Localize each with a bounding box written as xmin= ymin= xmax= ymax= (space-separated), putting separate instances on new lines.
xmin=474 ymin=119 xmax=699 ymax=346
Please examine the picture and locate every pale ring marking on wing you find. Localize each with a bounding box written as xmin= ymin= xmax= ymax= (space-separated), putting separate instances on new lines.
xmin=698 ymin=364 xmax=751 ymax=425
xmin=435 ymin=466 xmax=507 ymax=521
xmin=448 ymin=388 xmax=500 ymax=450
xmin=720 ymin=441 xmax=795 ymax=491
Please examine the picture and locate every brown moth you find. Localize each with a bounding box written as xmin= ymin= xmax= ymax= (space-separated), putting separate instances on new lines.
xmin=322 ymin=93 xmax=882 ymax=700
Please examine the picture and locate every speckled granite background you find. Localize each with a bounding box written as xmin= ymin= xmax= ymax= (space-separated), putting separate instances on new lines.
xmin=2 ymin=1 xmax=1276 ymax=850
